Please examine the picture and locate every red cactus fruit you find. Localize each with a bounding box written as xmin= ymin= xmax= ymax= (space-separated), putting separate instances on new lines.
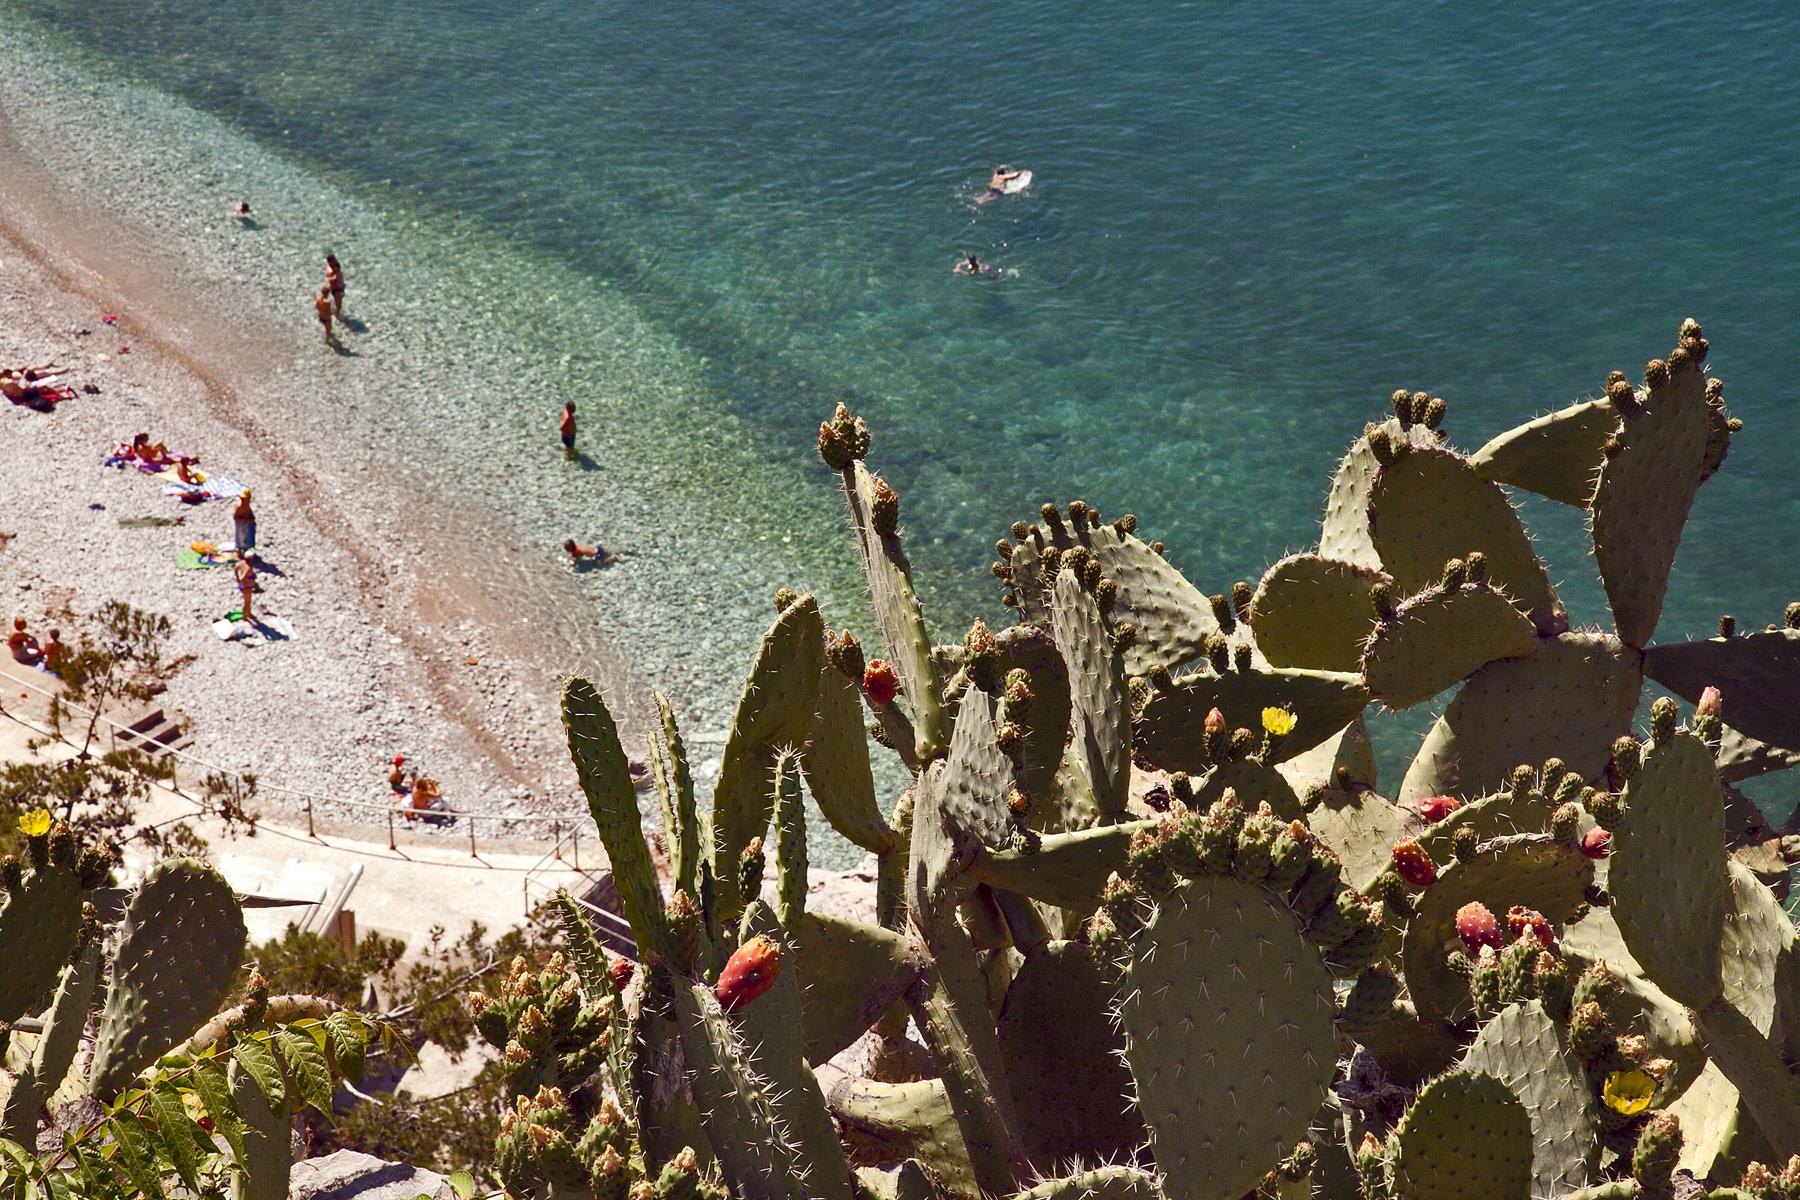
xmin=1506 ymin=906 xmax=1555 ymax=949
xmin=1455 ymin=902 xmax=1504 ymax=954
xmin=609 ymin=957 xmax=635 ymax=991
xmin=1417 ymin=795 xmax=1462 ymax=823
xmin=1390 ymin=838 xmax=1438 ymax=887
xmin=715 ymin=935 xmax=783 ymax=1012
xmin=863 ymin=660 xmax=901 ymax=706
xmin=1582 ymin=827 xmax=1611 ymax=859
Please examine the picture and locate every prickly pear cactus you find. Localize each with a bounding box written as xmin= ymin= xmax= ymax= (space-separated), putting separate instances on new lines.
xmin=1389 ymin=1071 xmax=1533 ymax=1200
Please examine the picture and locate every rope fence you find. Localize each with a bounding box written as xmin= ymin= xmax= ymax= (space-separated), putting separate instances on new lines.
xmin=0 ymin=660 xmax=720 ymax=861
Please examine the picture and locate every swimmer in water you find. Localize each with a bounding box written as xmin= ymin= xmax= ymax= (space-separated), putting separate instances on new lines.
xmin=954 ymin=253 xmax=998 ymax=278
xmin=978 ymin=165 xmax=1027 ymax=204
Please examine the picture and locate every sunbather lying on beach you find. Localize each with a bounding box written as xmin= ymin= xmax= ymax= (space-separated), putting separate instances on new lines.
xmin=564 ymin=539 xmax=618 ymax=567
xmin=1 ymin=370 xmax=75 ymax=408
xmin=175 ymin=458 xmax=206 ymax=485
xmin=4 ymin=361 xmax=64 ymax=382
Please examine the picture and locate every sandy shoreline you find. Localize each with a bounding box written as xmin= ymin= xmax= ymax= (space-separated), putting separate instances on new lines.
xmin=0 ymin=105 xmax=655 ymax=830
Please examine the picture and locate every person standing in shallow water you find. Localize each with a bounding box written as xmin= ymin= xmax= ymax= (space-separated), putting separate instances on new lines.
xmin=559 ymin=401 xmax=578 ymax=459
xmin=314 ymin=286 xmax=335 ymax=346
xmin=325 ymin=255 xmax=346 ymax=318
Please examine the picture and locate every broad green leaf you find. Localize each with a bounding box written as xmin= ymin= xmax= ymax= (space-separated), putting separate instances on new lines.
xmin=105 ymin=1115 xmax=166 ymax=1200
xmin=324 ymin=1012 xmax=368 ymax=1082
xmin=447 ymin=1170 xmax=476 ymax=1200
xmin=278 ymin=1029 xmax=335 ymax=1115
xmin=147 ymin=1089 xmax=204 ymax=1192
xmin=231 ymin=1034 xmax=286 ymax=1112
xmin=189 ymin=1060 xmax=247 ymax=1164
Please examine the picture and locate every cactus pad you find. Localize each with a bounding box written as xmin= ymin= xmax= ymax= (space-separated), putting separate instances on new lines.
xmin=830 ymin=1078 xmax=976 ymax=1198
xmin=1248 ymin=553 xmax=1388 ymax=673
xmin=564 ymin=676 xmax=668 ymax=959
xmin=1360 ymin=583 xmax=1538 ymax=709
xmin=1367 ymin=443 xmax=1563 ymax=631
xmin=1390 ymin=1071 xmax=1533 ymax=1200
xmin=1470 ymin=397 xmax=1617 ymax=508
xmin=1400 ymin=835 xmax=1594 ymax=1020
xmin=1459 ymin=1000 xmax=1599 ymax=1197
xmin=1117 ymin=875 xmax=1336 ymax=1200
xmin=90 ymin=858 xmax=246 ymax=1099
xmin=1611 ymin=729 xmax=1727 ymax=1008
xmin=1646 ymin=629 xmax=1800 ymax=753
xmin=1192 ymin=757 xmax=1305 ymax=822
xmin=969 ymin=819 xmax=1151 ymax=912
xmin=1589 ymin=352 xmax=1713 ymax=647
xmin=1050 ymin=569 xmax=1131 ymax=818
xmin=713 ymin=594 xmax=825 ymax=918
xmin=798 ymin=912 xmax=923 ymax=1065
xmin=1399 ymin=632 xmax=1642 ymax=804
xmin=844 ymin=462 xmax=946 ymax=759
xmin=803 ymin=665 xmax=895 ymax=854
xmin=0 ymin=854 xmax=83 ymax=1025
xmin=996 ymin=941 xmax=1142 ymax=1166
xmin=1008 ymin=509 xmax=1217 ymax=674
xmin=1136 ymin=666 xmax=1369 ymax=770
xmin=1276 ymin=715 xmax=1377 ymax=795
xmin=1320 ymin=417 xmax=1440 ymax=569
xmin=1014 ymin=1167 xmax=1164 ymax=1199
xmin=1717 ymin=725 xmax=1800 ymax=784
xmin=1306 ymin=787 xmax=1413 ymax=892
xmin=939 ymin=689 xmax=1019 ymax=849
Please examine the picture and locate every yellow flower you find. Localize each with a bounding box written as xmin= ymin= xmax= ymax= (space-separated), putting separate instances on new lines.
xmin=1603 ymin=1070 xmax=1654 ymax=1115
xmin=1261 ymin=707 xmax=1297 ymax=737
xmin=17 ymin=809 xmax=51 ymax=838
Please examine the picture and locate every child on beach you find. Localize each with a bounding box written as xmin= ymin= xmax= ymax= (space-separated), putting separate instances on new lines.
xmin=8 ymin=618 xmax=41 ymax=666
xmin=314 ymin=286 xmax=335 ymax=346
xmin=325 ymin=255 xmax=346 ymax=317
xmin=564 ymin=539 xmax=618 ymax=567
xmin=233 ymin=558 xmax=261 ymax=624
xmin=387 ymin=754 xmax=409 ymax=793
xmin=41 ymin=630 xmax=65 ymax=676
xmin=559 ymin=401 xmax=577 ymax=459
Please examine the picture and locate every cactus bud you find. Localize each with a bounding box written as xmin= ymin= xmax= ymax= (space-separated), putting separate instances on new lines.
xmin=1632 ymin=1113 xmax=1682 ymax=1196
xmin=1611 ymin=736 xmax=1641 ymax=780
xmin=772 ymin=586 xmax=798 ymax=613
xmin=1666 ymin=345 xmax=1692 ymax=375
xmin=1233 ymin=642 xmax=1253 ymax=673
xmin=666 ymin=890 xmax=702 ymax=970
xmin=1066 ymin=499 xmax=1089 ymax=525
xmin=737 ymin=841 xmax=765 ymax=905
xmin=0 ymin=855 xmax=19 ymax=895
xmin=1111 ymin=621 xmax=1137 ymax=652
xmin=1552 ymin=771 xmax=1585 ymax=808
xmin=1370 ymin=581 xmax=1396 ymax=622
xmin=1509 ymin=763 xmax=1536 ymax=798
xmin=1229 ymin=581 xmax=1254 ymax=622
xmin=1644 ymin=358 xmax=1669 ymax=389
xmin=1464 ymin=550 xmax=1488 ymax=586
xmin=1148 ymin=663 xmax=1174 ymax=692
xmin=1440 ymin=557 xmax=1467 ymax=590
xmin=826 ymin=628 xmax=866 ymax=680
xmin=1208 ymin=593 xmax=1235 ymax=631
xmin=1550 ymin=802 xmax=1582 ymax=844
xmin=1366 ymin=426 xmax=1395 ymax=466
xmin=1150 ymin=540 xmax=1165 ymax=555
xmin=1718 ymin=613 xmax=1736 ymax=639
xmin=1391 ymin=388 xmax=1413 ymax=425
xmin=1300 ymin=783 xmax=1324 ymax=814
xmin=1587 ymin=789 xmax=1623 ymax=831
xmin=1450 ymin=825 xmax=1479 ymax=863
xmin=817 ymin=403 xmax=871 ymax=469
xmin=1423 ymin=396 xmax=1447 ymax=429
xmin=1694 ymin=685 xmax=1723 ymax=742
xmin=1094 ymin=578 xmax=1117 ymax=613
xmin=1115 ymin=513 xmax=1138 ymax=535
xmin=869 ymin=477 xmax=900 ymax=536
xmin=1039 ymin=501 xmax=1063 ymax=528
xmin=76 ymin=845 xmax=113 ymax=889
xmin=1205 ymin=633 xmax=1230 ymax=674
xmin=995 ymin=721 xmax=1022 ymax=751
xmin=1009 ymin=520 xmax=1029 ymax=540
xmin=1650 ymin=696 xmax=1678 ymax=743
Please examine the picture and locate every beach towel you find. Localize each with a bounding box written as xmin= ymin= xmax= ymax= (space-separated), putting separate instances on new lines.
xmin=174 ymin=547 xmax=234 ymax=571
xmin=162 ymin=474 xmax=246 ymax=504
xmin=211 ymin=615 xmax=295 ymax=644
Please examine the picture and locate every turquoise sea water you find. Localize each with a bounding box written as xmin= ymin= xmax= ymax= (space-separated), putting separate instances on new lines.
xmin=4 ymin=2 xmax=1797 ymax=808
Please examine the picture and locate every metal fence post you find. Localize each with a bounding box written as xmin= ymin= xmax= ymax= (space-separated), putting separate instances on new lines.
xmin=572 ymin=826 xmax=580 ymax=873
xmin=306 ymin=797 xmax=316 ymax=838
xmin=469 ymin=815 xmax=478 ymax=858
xmin=387 ymin=810 xmax=396 ymax=851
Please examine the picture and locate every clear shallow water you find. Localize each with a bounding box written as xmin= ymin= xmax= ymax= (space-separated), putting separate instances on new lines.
xmin=4 ymin=2 xmax=1798 ymax=806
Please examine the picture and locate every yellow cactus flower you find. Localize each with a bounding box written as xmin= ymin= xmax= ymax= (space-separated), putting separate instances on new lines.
xmin=1603 ymin=1069 xmax=1654 ymax=1115
xmin=1261 ymin=707 xmax=1297 ymax=737
xmin=17 ymin=809 xmax=51 ymax=837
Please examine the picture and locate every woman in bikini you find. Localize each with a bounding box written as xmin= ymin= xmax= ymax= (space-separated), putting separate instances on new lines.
xmin=325 ymin=255 xmax=346 ymax=317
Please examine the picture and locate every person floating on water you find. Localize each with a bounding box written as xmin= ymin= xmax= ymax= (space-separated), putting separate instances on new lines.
xmin=564 ymin=539 xmax=618 ymax=567
xmin=559 ymin=401 xmax=578 ymax=459
xmin=979 ymin=164 xmax=1027 ymax=204
xmin=325 ymin=255 xmax=346 ymax=318
xmin=954 ymin=253 xmax=1000 ymax=278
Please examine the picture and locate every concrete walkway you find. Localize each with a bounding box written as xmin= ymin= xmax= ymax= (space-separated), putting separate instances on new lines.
xmin=0 ymin=680 xmax=604 ymax=949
